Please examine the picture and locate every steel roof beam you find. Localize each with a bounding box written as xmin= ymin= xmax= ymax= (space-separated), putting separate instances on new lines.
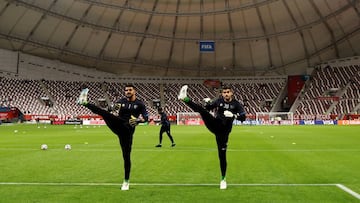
xmin=10 ymin=0 xmax=354 ymax=42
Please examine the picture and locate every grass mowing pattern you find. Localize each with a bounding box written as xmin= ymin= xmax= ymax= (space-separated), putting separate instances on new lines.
xmin=0 ymin=124 xmax=359 ymax=202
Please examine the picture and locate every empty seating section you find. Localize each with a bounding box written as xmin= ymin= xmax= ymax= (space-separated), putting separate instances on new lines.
xmin=331 ymin=65 xmax=360 ymax=114
xmin=163 ymin=83 xmax=186 ymax=115
xmin=0 ymin=77 xmax=286 ymax=117
xmin=230 ymin=83 xmax=284 ymax=115
xmin=332 ymin=99 xmax=358 ymax=115
xmin=41 ymin=80 xmax=104 ymax=117
xmin=2 ymin=64 xmax=358 ymax=119
xmin=343 ymin=67 xmax=360 ymax=99
xmin=1 ymin=50 xmax=358 ymax=120
xmin=162 ymin=82 xmax=284 ymax=115
xmin=134 ymin=83 xmax=161 ymax=116
xmin=0 ymin=78 xmax=51 ymax=115
xmin=296 ymin=99 xmax=333 ymax=115
xmin=103 ymin=82 xmax=124 ymax=103
xmin=296 ymin=65 xmax=360 ymax=115
xmin=162 ymin=83 xmax=219 ymax=115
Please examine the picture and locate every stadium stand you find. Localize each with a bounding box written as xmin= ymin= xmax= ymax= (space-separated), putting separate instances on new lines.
xmin=0 ymin=76 xmax=286 ymax=119
xmin=295 ymin=64 xmax=360 ymax=117
xmin=331 ymin=66 xmax=360 ymax=116
xmin=0 ymin=77 xmax=52 ymax=115
xmin=1 ymin=49 xmax=359 ymax=122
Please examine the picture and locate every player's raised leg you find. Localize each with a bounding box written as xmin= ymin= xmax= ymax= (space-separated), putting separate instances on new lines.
xmin=77 ymin=88 xmax=89 ymax=105
xmin=178 ymin=85 xmax=189 ymax=102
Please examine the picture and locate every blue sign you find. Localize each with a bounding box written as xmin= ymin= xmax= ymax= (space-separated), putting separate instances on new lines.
xmin=199 ymin=41 xmax=215 ymax=52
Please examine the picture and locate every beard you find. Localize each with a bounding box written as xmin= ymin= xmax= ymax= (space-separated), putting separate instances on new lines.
xmin=224 ymin=96 xmax=232 ymax=102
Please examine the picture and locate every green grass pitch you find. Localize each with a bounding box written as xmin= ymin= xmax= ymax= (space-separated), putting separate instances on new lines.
xmin=0 ymin=124 xmax=359 ymax=202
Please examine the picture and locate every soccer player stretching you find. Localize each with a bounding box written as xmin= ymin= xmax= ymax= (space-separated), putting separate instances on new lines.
xmin=155 ymin=107 xmax=176 ymax=147
xmin=178 ymin=85 xmax=246 ymax=189
xmin=77 ymin=84 xmax=148 ymax=191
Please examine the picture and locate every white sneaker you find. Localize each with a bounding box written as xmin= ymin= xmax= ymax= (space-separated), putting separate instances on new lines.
xmin=121 ymin=181 xmax=129 ymax=191
xmin=220 ymin=180 xmax=227 ymax=189
xmin=77 ymin=88 xmax=89 ymax=105
xmin=203 ymin=98 xmax=211 ymax=105
xmin=178 ymin=85 xmax=188 ymax=100
xmin=203 ymin=98 xmax=211 ymax=103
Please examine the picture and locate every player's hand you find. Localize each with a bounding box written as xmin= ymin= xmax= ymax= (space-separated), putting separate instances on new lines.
xmin=129 ymin=115 xmax=138 ymax=127
xmin=223 ymin=110 xmax=234 ymax=118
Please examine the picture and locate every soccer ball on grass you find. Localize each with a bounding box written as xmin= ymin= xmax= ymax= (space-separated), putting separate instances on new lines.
xmin=40 ymin=144 xmax=48 ymax=150
xmin=64 ymin=144 xmax=71 ymax=150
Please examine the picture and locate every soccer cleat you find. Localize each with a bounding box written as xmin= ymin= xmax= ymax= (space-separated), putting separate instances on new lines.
xmin=203 ymin=98 xmax=211 ymax=103
xmin=178 ymin=85 xmax=188 ymax=100
xmin=121 ymin=181 xmax=129 ymax=191
xmin=203 ymin=97 xmax=211 ymax=104
xmin=77 ymin=88 xmax=89 ymax=105
xmin=155 ymin=144 xmax=162 ymax=148
xmin=171 ymin=143 xmax=176 ymax=147
xmin=220 ymin=180 xmax=227 ymax=189
xmin=203 ymin=98 xmax=212 ymax=106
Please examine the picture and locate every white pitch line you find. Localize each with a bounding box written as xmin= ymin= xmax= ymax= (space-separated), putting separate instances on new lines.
xmin=0 ymin=182 xmax=120 ymax=186
xmin=0 ymin=148 xmax=360 ymax=152
xmin=0 ymin=182 xmax=337 ymax=187
xmin=4 ymin=182 xmax=360 ymax=199
xmin=336 ymin=184 xmax=360 ymax=200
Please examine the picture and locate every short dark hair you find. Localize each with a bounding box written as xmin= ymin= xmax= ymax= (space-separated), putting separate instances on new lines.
xmin=124 ymin=84 xmax=136 ymax=90
xmin=221 ymin=85 xmax=232 ymax=90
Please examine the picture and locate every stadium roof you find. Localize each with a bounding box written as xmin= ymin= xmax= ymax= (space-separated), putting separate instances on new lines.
xmin=0 ymin=0 xmax=359 ymax=77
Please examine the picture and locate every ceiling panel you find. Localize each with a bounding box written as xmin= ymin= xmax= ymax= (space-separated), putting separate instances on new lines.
xmin=0 ymin=0 xmax=357 ymax=77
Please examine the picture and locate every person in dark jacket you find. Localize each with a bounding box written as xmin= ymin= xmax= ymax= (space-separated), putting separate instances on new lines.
xmin=178 ymin=85 xmax=246 ymax=190
xmin=77 ymin=84 xmax=148 ymax=191
xmin=155 ymin=107 xmax=175 ymax=147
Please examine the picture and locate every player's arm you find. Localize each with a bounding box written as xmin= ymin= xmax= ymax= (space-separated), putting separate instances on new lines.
xmin=234 ymin=102 xmax=246 ymax=122
xmin=138 ymin=102 xmax=149 ymax=123
xmin=223 ymin=102 xmax=246 ymax=121
xmin=129 ymin=101 xmax=148 ymax=127
xmin=163 ymin=113 xmax=170 ymax=126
